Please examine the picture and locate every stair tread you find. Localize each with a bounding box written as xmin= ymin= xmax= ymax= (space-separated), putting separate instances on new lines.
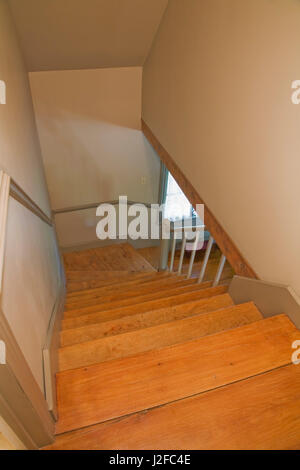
xmin=66 ymin=270 xmax=165 ymax=285
xmin=61 ymin=285 xmax=228 ymax=330
xmin=56 ymin=314 xmax=298 ymax=434
xmin=64 ymin=281 xmax=212 ymax=315
xmin=65 ymin=277 xmax=200 ymax=306
xmin=64 ymin=243 xmax=156 ymax=273
xmin=58 ymin=302 xmax=263 ymax=371
xmin=48 ymin=364 xmax=300 ymax=450
xmin=66 ymin=272 xmax=173 ymax=295
xmin=60 ymin=293 xmax=234 ymax=347
xmin=67 ymin=275 xmax=168 ymax=292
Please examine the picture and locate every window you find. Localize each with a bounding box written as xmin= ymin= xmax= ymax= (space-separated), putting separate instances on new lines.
xmin=163 ymin=172 xmax=193 ymax=221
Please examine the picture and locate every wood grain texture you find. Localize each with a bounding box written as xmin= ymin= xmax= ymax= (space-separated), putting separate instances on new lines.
xmin=61 ymin=285 xmax=228 ymax=330
xmin=66 ymin=273 xmax=175 ymax=299
xmin=56 ymin=314 xmax=297 ymax=434
xmin=60 ymin=294 xmax=233 ymax=347
xmin=142 ymin=120 xmax=257 ymax=279
xmin=67 ymin=273 xmax=172 ymax=300
xmin=64 ymin=282 xmax=212 ymax=316
xmin=67 ymin=272 xmax=169 ymax=292
xmin=63 ymin=243 xmax=156 ymax=273
xmin=66 ymin=269 xmax=161 ymax=282
xmin=65 ymin=277 xmax=200 ymax=306
xmin=47 ymin=364 xmax=300 ymax=450
xmin=139 ymin=245 xmax=235 ymax=283
xmin=58 ymin=302 xmax=263 ymax=371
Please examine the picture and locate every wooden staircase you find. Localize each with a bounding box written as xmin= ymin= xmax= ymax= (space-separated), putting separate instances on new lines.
xmin=45 ymin=243 xmax=300 ymax=450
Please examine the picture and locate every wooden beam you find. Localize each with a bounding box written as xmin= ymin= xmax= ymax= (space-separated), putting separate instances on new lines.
xmin=141 ymin=119 xmax=257 ymax=279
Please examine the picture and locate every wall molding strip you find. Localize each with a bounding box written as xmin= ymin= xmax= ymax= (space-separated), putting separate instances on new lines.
xmin=141 ymin=119 xmax=257 ymax=279
xmin=53 ymin=199 xmax=153 ymax=215
xmin=0 ymin=171 xmax=10 ymax=291
xmin=10 ymin=178 xmax=53 ymax=226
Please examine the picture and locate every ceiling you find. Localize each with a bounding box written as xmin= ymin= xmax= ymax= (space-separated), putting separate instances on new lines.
xmin=9 ymin=0 xmax=168 ymax=71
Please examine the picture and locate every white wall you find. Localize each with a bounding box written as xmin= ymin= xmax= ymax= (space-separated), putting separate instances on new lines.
xmin=142 ymin=0 xmax=300 ymax=295
xmin=0 ymin=0 xmax=61 ymax=391
xmin=29 ymin=67 xmax=161 ymax=248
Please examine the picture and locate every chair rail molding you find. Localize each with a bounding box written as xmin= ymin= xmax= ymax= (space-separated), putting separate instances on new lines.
xmin=0 ymin=171 xmax=10 ymax=290
xmin=141 ymin=119 xmax=258 ymax=279
xmin=0 ymin=170 xmax=56 ymax=448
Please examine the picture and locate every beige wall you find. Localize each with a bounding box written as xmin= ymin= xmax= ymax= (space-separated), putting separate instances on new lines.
xmin=29 ymin=67 xmax=160 ymax=248
xmin=0 ymin=415 xmax=26 ymax=450
xmin=9 ymin=0 xmax=168 ymax=71
xmin=143 ymin=0 xmax=300 ymax=295
xmin=0 ymin=0 xmax=61 ymax=391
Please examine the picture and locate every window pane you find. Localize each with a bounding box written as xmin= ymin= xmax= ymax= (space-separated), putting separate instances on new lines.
xmin=164 ymin=173 xmax=192 ymax=220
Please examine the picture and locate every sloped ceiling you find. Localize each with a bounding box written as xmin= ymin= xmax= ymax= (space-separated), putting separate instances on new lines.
xmin=9 ymin=0 xmax=168 ymax=71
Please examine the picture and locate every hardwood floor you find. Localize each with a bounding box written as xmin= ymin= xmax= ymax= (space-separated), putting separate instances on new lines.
xmin=60 ymin=294 xmax=234 ymax=347
xmin=138 ymin=244 xmax=235 ymax=281
xmin=63 ymin=243 xmax=156 ymax=273
xmin=61 ymin=285 xmax=228 ymax=330
xmin=47 ymin=364 xmax=300 ymax=450
xmin=58 ymin=302 xmax=262 ymax=371
xmin=44 ymin=243 xmax=300 ymax=450
xmin=56 ymin=314 xmax=298 ymax=434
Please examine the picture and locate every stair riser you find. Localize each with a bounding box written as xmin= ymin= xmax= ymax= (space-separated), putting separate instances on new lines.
xmin=64 ymin=282 xmax=211 ymax=315
xmin=66 ymin=272 xmax=173 ymax=297
xmin=48 ymin=365 xmax=300 ymax=450
xmin=56 ymin=315 xmax=298 ymax=434
xmin=62 ymin=286 xmax=228 ymax=329
xmin=58 ymin=302 xmax=262 ymax=371
xmin=60 ymin=294 xmax=234 ymax=347
xmin=65 ymin=278 xmax=200 ymax=307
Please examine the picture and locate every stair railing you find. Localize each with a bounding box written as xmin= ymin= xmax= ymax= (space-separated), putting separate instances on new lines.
xmin=161 ymin=219 xmax=227 ymax=286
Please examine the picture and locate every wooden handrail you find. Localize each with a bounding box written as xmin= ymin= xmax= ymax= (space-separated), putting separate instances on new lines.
xmin=53 ymin=199 xmax=153 ymax=215
xmin=142 ymin=119 xmax=258 ymax=279
xmin=10 ymin=179 xmax=53 ymax=227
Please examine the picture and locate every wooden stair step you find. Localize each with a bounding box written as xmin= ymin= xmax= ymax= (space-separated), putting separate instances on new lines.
xmin=56 ymin=314 xmax=298 ymax=434
xmin=66 ymin=270 xmax=163 ymax=281
xmin=58 ymin=302 xmax=263 ymax=371
xmin=66 ymin=272 xmax=170 ymax=292
xmin=63 ymin=243 xmax=156 ymax=273
xmin=66 ymin=275 xmax=197 ymax=304
xmin=66 ymin=273 xmax=175 ymax=299
xmin=60 ymin=293 xmax=234 ymax=347
xmin=49 ymin=364 xmax=300 ymax=450
xmin=64 ymin=281 xmax=212 ymax=315
xmin=61 ymin=285 xmax=228 ymax=330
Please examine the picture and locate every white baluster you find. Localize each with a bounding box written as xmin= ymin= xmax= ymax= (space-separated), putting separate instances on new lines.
xmin=177 ymin=232 xmax=187 ymax=275
xmin=197 ymin=235 xmax=214 ymax=284
xmin=169 ymin=234 xmax=177 ymax=272
xmin=213 ymin=254 xmax=226 ymax=287
xmin=186 ymin=231 xmax=200 ymax=279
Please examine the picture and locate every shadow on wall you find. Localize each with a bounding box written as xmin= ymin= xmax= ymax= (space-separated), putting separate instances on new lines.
xmin=37 ymin=109 xmax=160 ymax=208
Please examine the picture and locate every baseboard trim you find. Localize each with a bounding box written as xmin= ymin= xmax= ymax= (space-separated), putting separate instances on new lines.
xmin=229 ymin=276 xmax=300 ymax=329
xmin=53 ymin=199 xmax=152 ymax=215
xmin=43 ymin=282 xmax=66 ymax=421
